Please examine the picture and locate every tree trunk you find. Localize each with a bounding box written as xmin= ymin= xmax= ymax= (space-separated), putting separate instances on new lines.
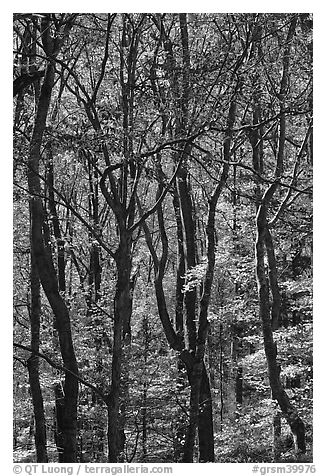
xmin=198 ymin=364 xmax=214 ymax=462
xmin=255 ymin=204 xmax=306 ymax=454
xmin=235 ymin=367 xmax=243 ymax=405
xmin=172 ymin=189 xmax=185 ymax=339
xmin=53 ymin=382 xmax=65 ymax=462
xmin=28 ymin=38 xmax=79 ymax=461
xmin=183 ymin=91 xmax=237 ymax=463
xmin=45 ymin=143 xmax=78 ymax=460
xmin=172 ymin=189 xmax=188 ymax=462
xmin=108 ymin=231 xmax=132 ymax=462
xmin=182 ymin=360 xmax=202 ymax=462
xmin=232 ymin=323 xmax=243 ymax=406
xmin=177 ymin=165 xmax=197 ymax=352
xmin=141 ymin=313 xmax=150 ymax=461
xmin=273 ymin=412 xmax=282 ymax=462
xmin=46 ymin=142 xmax=66 ymax=293
xmin=27 ymin=253 xmax=48 ymax=462
xmin=264 ymin=226 xmax=281 ymax=331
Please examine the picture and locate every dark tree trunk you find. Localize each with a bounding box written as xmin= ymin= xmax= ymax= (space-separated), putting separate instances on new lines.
xmin=79 ymin=152 xmax=106 ymax=460
xmin=27 ymin=253 xmax=48 ymax=462
xmin=249 ymin=16 xmax=305 ymax=455
xmin=140 ymin=15 xmax=242 ymax=462
xmin=30 ymin=108 xmax=79 ymax=465
xmin=232 ymin=323 xmax=244 ymax=406
xmin=219 ymin=323 xmax=224 ymax=429
xmin=172 ymin=188 xmax=188 ymax=462
xmin=235 ymin=367 xmax=243 ymax=405
xmin=108 ymin=231 xmax=132 ymax=462
xmin=46 ymin=142 xmax=66 ymax=293
xmin=176 ymin=13 xmax=197 ymax=353
xmin=45 ymin=143 xmax=76 ymax=459
xmin=179 ymin=353 xmax=215 ymax=462
xmin=256 ymin=205 xmax=306 ymax=454
xmin=104 ymin=18 xmax=140 ymax=460
xmin=264 ymin=226 xmax=281 ymax=331
xmin=198 ymin=364 xmax=214 ymax=462
xmin=273 ymin=412 xmax=282 ymax=462
xmin=141 ymin=313 xmax=150 ymax=461
xmin=182 ymin=360 xmax=202 ymax=462
xmin=177 ymin=164 xmax=197 ymax=353
xmin=53 ymin=382 xmax=65 ymax=462
xmin=181 ymin=82 xmax=237 ymax=463
xmin=172 ymin=189 xmax=185 ymax=339
xmin=27 ymin=18 xmax=79 ymax=461
xmin=181 ymin=165 xmax=230 ymax=461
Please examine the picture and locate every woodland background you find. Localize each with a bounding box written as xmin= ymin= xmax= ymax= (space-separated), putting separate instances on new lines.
xmin=13 ymin=13 xmax=313 ymax=464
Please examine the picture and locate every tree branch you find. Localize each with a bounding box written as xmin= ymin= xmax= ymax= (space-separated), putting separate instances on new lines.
xmin=129 ymin=151 xmax=185 ymax=232
xmin=14 ymin=343 xmax=109 ymax=403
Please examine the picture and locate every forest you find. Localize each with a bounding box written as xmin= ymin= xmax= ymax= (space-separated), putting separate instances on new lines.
xmin=13 ymin=13 xmax=313 ymax=464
